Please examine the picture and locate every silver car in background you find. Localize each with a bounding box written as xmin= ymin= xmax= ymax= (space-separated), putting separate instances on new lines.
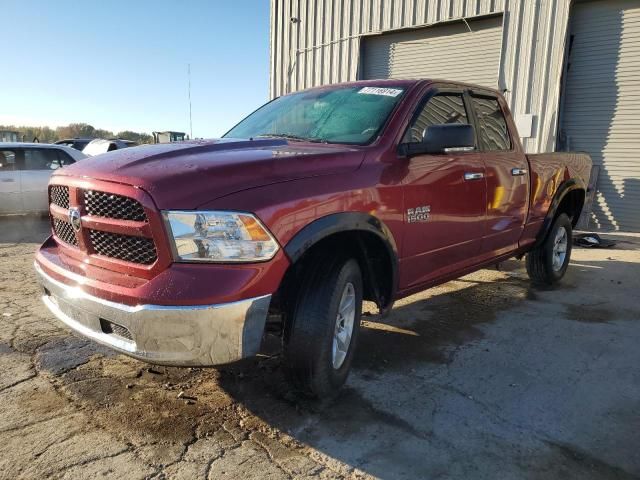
xmin=0 ymin=143 xmax=86 ymax=214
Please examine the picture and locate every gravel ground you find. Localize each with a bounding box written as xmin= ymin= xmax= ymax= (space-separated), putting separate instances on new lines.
xmin=0 ymin=217 xmax=639 ymax=480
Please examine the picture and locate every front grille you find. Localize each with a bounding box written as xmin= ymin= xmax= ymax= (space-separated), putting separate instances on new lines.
xmin=49 ymin=184 xmax=158 ymax=266
xmin=89 ymin=229 xmax=157 ymax=265
xmin=53 ymin=218 xmax=78 ymax=246
xmin=84 ymin=190 xmax=147 ymax=222
xmin=50 ymin=185 xmax=69 ymax=209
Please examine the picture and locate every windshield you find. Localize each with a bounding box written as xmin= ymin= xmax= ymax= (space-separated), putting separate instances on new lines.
xmin=224 ymin=85 xmax=405 ymax=145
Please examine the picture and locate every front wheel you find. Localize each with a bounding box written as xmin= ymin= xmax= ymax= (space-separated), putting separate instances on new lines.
xmin=283 ymin=256 xmax=363 ymax=398
xmin=526 ymin=213 xmax=573 ymax=285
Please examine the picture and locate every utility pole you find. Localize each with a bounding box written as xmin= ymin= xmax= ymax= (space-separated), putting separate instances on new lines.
xmin=188 ymin=63 xmax=193 ymax=139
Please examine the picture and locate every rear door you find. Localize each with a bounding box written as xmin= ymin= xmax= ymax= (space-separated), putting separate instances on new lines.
xmin=469 ymin=93 xmax=529 ymax=257
xmin=0 ymin=149 xmax=22 ymax=214
xmin=400 ymin=90 xmax=487 ymax=288
xmin=20 ymin=148 xmax=61 ymax=213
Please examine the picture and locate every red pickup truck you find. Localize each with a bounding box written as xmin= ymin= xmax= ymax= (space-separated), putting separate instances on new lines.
xmin=35 ymin=80 xmax=591 ymax=397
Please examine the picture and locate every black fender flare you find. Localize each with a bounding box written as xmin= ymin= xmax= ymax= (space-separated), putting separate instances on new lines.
xmin=533 ymin=178 xmax=586 ymax=248
xmin=284 ymin=212 xmax=399 ymax=308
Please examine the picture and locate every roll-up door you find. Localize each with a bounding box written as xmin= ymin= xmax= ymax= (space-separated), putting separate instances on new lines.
xmin=560 ymin=0 xmax=640 ymax=231
xmin=361 ymin=16 xmax=503 ymax=88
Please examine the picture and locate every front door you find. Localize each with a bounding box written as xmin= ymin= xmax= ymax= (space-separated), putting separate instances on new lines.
xmin=0 ymin=149 xmax=22 ymax=214
xmin=399 ymin=91 xmax=487 ymax=290
xmin=21 ymin=148 xmax=60 ymax=213
xmin=468 ymin=94 xmax=528 ymax=257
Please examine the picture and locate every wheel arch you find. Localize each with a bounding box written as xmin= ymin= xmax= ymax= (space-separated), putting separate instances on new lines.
xmin=534 ymin=178 xmax=586 ymax=248
xmin=281 ymin=212 xmax=399 ymax=312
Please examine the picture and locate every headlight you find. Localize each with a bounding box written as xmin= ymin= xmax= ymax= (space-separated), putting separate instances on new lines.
xmin=163 ymin=211 xmax=279 ymax=262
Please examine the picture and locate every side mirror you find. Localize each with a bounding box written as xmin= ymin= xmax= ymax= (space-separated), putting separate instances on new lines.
xmin=398 ymin=124 xmax=476 ymax=157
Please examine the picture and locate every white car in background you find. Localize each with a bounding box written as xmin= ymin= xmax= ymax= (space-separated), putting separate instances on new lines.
xmin=0 ymin=143 xmax=86 ymax=215
xmin=82 ymin=138 xmax=137 ymax=156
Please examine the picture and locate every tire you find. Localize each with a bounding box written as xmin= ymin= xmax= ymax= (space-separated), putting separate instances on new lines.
xmin=283 ymin=255 xmax=363 ymax=398
xmin=526 ymin=213 xmax=573 ymax=285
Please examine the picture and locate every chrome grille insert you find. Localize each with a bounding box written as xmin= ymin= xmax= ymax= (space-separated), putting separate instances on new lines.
xmin=53 ymin=218 xmax=78 ymax=247
xmin=89 ymin=230 xmax=157 ymax=265
xmin=50 ymin=186 xmax=70 ymax=209
xmin=84 ymin=190 xmax=147 ymax=222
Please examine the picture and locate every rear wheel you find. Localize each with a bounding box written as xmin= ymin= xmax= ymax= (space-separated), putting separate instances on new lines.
xmin=526 ymin=213 xmax=573 ymax=285
xmin=283 ymin=255 xmax=363 ymax=398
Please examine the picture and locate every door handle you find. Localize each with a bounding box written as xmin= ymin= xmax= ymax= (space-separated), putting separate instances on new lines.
xmin=511 ymin=168 xmax=527 ymax=176
xmin=464 ymin=172 xmax=484 ymax=181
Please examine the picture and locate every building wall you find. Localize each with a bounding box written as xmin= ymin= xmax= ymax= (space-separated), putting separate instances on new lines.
xmin=500 ymin=0 xmax=572 ymax=153
xmin=269 ymin=0 xmax=572 ymax=154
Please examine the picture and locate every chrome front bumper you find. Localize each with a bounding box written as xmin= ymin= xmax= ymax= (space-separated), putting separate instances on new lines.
xmin=34 ymin=263 xmax=272 ymax=366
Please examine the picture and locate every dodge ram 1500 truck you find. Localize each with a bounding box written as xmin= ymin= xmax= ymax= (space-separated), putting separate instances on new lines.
xmin=35 ymin=80 xmax=591 ymax=397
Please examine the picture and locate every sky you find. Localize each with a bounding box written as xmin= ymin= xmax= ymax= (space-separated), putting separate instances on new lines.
xmin=0 ymin=0 xmax=271 ymax=138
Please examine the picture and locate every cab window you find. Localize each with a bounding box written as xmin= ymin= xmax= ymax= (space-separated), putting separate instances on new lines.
xmin=403 ymin=93 xmax=470 ymax=143
xmin=470 ymin=96 xmax=512 ymax=151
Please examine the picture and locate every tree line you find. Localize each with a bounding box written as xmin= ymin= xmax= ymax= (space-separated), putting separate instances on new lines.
xmin=0 ymin=123 xmax=153 ymax=144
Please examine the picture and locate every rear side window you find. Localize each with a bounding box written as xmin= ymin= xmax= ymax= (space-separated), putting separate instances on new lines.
xmin=24 ymin=148 xmax=60 ymax=170
xmin=0 ymin=150 xmax=17 ymax=171
xmin=471 ymin=96 xmax=511 ymax=151
xmin=403 ymin=93 xmax=470 ymax=143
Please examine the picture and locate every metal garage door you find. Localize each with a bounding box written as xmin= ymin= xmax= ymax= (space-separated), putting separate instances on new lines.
xmin=361 ymin=16 xmax=503 ymax=88
xmin=559 ymin=0 xmax=640 ymax=231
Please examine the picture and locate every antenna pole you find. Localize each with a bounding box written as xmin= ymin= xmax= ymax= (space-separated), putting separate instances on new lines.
xmin=188 ymin=63 xmax=193 ymax=139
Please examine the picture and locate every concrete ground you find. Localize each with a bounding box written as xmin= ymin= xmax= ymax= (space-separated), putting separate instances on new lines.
xmin=0 ymin=216 xmax=638 ymax=480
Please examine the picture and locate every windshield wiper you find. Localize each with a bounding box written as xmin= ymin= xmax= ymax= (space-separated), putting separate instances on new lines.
xmin=254 ymin=133 xmax=310 ymax=142
xmin=254 ymin=133 xmax=330 ymax=144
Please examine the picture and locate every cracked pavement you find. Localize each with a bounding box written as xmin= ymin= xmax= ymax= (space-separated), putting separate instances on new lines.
xmin=0 ymin=217 xmax=639 ymax=479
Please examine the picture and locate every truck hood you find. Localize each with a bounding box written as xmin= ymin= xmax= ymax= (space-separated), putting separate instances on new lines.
xmin=54 ymin=138 xmax=365 ymax=209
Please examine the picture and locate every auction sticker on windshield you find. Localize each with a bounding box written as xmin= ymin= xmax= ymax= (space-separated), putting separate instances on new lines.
xmin=358 ymin=87 xmax=403 ymax=97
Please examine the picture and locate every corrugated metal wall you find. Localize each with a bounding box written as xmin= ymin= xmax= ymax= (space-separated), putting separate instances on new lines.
xmin=500 ymin=0 xmax=572 ymax=154
xmin=270 ymin=0 xmax=506 ymax=97
xmin=559 ymin=0 xmax=640 ymax=231
xmin=270 ymin=0 xmax=573 ymax=156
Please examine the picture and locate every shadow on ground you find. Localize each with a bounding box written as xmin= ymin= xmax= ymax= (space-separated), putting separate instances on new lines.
xmin=0 ymin=215 xmax=50 ymax=244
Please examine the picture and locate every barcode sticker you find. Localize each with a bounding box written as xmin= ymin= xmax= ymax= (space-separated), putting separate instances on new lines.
xmin=358 ymin=87 xmax=403 ymax=97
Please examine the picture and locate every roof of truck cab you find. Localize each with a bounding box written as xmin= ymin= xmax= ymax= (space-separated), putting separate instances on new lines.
xmin=294 ymin=78 xmax=502 ymax=96
xmin=300 ymin=79 xmax=420 ymax=90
